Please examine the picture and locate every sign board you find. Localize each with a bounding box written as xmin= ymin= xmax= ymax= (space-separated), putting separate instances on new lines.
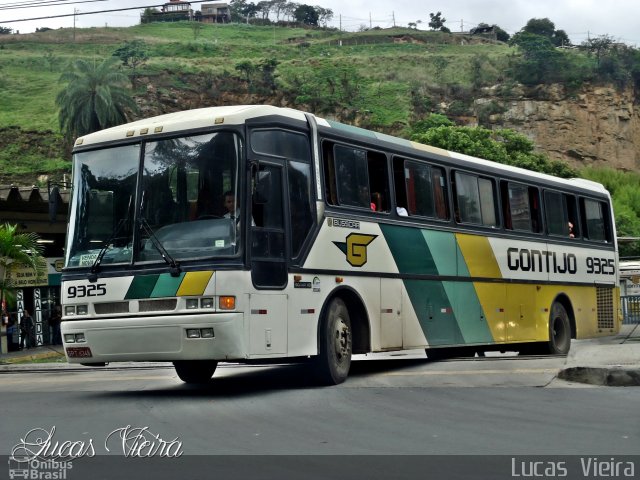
xmin=5 ymin=258 xmax=48 ymax=288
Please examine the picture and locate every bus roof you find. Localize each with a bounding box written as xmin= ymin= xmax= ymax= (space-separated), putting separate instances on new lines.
xmin=74 ymin=105 xmax=608 ymax=196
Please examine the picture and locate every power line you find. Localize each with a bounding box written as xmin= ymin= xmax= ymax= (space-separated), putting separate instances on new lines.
xmin=0 ymin=0 xmax=211 ymax=23
xmin=0 ymin=0 xmax=108 ymax=11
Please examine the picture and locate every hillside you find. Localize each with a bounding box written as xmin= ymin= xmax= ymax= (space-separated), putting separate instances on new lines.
xmin=0 ymin=22 xmax=638 ymax=185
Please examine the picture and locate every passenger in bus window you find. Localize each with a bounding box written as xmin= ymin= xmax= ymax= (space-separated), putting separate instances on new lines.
xmin=568 ymin=222 xmax=575 ymax=238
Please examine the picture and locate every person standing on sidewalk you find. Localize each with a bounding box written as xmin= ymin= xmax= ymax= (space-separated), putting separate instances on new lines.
xmin=50 ymin=306 xmax=62 ymax=345
xmin=19 ymin=309 xmax=34 ymax=349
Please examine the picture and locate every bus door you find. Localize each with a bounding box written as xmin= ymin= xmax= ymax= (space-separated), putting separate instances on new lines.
xmin=380 ymin=279 xmax=403 ymax=349
xmin=248 ymin=162 xmax=288 ymax=355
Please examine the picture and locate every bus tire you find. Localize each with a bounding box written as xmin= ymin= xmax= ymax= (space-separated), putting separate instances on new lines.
xmin=173 ymin=360 xmax=217 ymax=384
xmin=425 ymin=347 xmax=452 ymax=360
xmin=314 ymin=297 xmax=352 ymax=385
xmin=547 ymin=302 xmax=571 ymax=355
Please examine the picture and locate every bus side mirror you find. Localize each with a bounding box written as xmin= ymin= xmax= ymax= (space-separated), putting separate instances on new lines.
xmin=253 ymin=170 xmax=271 ymax=205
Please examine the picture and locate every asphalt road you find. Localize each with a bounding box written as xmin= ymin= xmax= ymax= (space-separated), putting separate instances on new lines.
xmin=2 ymin=355 xmax=639 ymax=479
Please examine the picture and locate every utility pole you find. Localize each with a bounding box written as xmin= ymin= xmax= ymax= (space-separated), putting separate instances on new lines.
xmin=73 ymin=8 xmax=78 ymax=41
xmin=392 ymin=11 xmax=395 ymax=27
xmin=460 ymin=19 xmax=463 ymax=33
xmin=369 ymin=12 xmax=372 ymax=29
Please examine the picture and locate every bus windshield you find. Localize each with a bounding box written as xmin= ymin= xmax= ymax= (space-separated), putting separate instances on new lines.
xmin=65 ymin=131 xmax=242 ymax=268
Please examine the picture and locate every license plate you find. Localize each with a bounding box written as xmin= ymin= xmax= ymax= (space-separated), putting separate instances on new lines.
xmin=66 ymin=346 xmax=93 ymax=358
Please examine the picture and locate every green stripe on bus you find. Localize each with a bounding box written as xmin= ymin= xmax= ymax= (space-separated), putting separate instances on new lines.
xmin=125 ymin=274 xmax=160 ymax=299
xmin=382 ymin=225 xmax=494 ymax=345
xmin=151 ymin=272 xmax=186 ymax=298
xmin=380 ymin=224 xmax=438 ymax=275
xmin=422 ymin=230 xmax=457 ymax=276
xmin=442 ymin=281 xmax=494 ymax=344
xmin=404 ymin=280 xmax=464 ymax=346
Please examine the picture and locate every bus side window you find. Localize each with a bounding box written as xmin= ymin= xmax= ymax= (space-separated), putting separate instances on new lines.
xmin=580 ymin=197 xmax=610 ymax=242
xmin=501 ymin=181 xmax=540 ymax=233
xmin=367 ymin=151 xmax=389 ymax=213
xmin=322 ymin=141 xmax=338 ymax=205
xmin=453 ymin=171 xmax=498 ymax=227
xmin=565 ymin=194 xmax=579 ymax=238
xmin=393 ymin=157 xmax=448 ymax=220
xmin=544 ymin=190 xmax=578 ymax=238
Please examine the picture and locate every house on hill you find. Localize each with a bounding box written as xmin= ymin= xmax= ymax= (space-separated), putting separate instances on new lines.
xmin=200 ymin=3 xmax=230 ymax=23
xmin=142 ymin=0 xmax=193 ymax=23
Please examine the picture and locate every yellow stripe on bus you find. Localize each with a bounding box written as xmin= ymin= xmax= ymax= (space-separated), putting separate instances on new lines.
xmin=176 ymin=271 xmax=214 ymax=296
xmin=456 ymin=234 xmax=502 ymax=278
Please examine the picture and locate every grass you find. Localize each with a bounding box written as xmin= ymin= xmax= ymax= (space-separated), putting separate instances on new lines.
xmin=0 ymin=349 xmax=66 ymax=364
xmin=0 ymin=21 xmax=565 ymax=183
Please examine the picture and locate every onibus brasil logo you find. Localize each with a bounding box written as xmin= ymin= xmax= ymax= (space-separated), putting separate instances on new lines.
xmin=333 ymin=233 xmax=377 ymax=267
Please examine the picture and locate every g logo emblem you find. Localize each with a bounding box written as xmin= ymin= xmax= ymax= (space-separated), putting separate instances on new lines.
xmin=333 ymin=233 xmax=377 ymax=267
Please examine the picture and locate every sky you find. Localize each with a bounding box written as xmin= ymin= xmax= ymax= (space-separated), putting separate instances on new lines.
xmin=1 ymin=0 xmax=639 ymax=46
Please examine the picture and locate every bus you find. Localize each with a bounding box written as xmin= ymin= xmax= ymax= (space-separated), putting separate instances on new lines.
xmin=60 ymin=105 xmax=620 ymax=384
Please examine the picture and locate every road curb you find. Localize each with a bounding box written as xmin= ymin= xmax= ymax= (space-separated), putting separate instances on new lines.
xmin=558 ymin=366 xmax=640 ymax=387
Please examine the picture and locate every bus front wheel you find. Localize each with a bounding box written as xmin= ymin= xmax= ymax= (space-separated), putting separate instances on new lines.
xmin=547 ymin=302 xmax=571 ymax=355
xmin=314 ymin=297 xmax=352 ymax=385
xmin=173 ymin=360 xmax=218 ymax=384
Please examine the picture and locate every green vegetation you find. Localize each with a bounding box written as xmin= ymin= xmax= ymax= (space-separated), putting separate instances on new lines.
xmin=56 ymin=57 xmax=138 ymax=140
xmin=410 ymin=119 xmax=577 ymax=178
xmin=1 ymin=20 xmax=640 ymax=253
xmin=581 ymin=168 xmax=640 ymax=257
xmin=0 ymin=223 xmax=45 ymax=311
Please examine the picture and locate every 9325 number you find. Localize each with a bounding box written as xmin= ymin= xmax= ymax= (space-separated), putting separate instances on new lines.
xmin=67 ymin=284 xmax=106 ymax=298
xmin=586 ymin=257 xmax=615 ymax=275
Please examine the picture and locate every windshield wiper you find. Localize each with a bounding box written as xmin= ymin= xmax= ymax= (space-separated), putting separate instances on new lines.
xmin=139 ymin=217 xmax=181 ymax=277
xmin=88 ymin=218 xmax=127 ymax=283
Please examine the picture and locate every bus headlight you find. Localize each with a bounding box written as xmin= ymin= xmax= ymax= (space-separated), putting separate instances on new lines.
xmin=186 ymin=299 xmax=199 ymax=310
xmin=186 ymin=329 xmax=201 ymax=338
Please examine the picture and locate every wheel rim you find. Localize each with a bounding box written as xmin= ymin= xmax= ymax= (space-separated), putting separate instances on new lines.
xmin=333 ymin=316 xmax=351 ymax=364
xmin=552 ymin=316 xmax=568 ymax=350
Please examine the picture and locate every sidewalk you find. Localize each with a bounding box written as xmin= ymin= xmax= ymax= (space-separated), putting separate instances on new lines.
xmin=558 ymin=323 xmax=640 ymax=386
xmin=1 ymin=325 xmax=638 ymax=385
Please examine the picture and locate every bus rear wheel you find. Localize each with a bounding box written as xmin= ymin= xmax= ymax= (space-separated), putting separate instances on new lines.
xmin=173 ymin=360 xmax=218 ymax=384
xmin=547 ymin=302 xmax=571 ymax=355
xmin=314 ymin=297 xmax=352 ymax=385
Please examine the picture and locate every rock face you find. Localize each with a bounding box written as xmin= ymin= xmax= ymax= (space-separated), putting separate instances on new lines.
xmin=478 ymin=84 xmax=640 ymax=171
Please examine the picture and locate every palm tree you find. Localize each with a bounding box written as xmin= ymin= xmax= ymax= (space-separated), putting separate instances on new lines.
xmin=56 ymin=57 xmax=138 ymax=141
xmin=0 ymin=224 xmax=45 ymax=313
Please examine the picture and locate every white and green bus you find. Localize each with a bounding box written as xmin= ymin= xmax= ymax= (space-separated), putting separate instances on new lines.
xmin=61 ymin=105 xmax=620 ymax=384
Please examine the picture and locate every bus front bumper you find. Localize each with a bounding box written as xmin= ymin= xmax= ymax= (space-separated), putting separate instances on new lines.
xmin=61 ymin=313 xmax=245 ymax=363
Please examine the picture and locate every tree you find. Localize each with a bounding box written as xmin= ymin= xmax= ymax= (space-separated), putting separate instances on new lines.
xmin=581 ymin=34 xmax=616 ymax=67
xmin=520 ymin=17 xmax=571 ymax=47
xmin=522 ymin=17 xmax=556 ymax=38
xmin=112 ymin=40 xmax=149 ymax=85
xmin=428 ymin=11 xmax=446 ymax=31
xmin=0 ymin=224 xmax=45 ymax=316
xmin=294 ymin=4 xmax=319 ymax=26
xmin=315 ymin=6 xmax=334 ymax=27
xmin=235 ymin=60 xmax=257 ymax=90
xmin=410 ymin=124 xmax=577 ymax=178
xmin=508 ymin=32 xmax=561 ymax=84
xmin=271 ymin=0 xmax=287 ymax=22
xmin=0 ymin=27 xmax=12 ymax=35
xmin=56 ymin=57 xmax=138 ymax=141
xmin=141 ymin=7 xmax=160 ymax=24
